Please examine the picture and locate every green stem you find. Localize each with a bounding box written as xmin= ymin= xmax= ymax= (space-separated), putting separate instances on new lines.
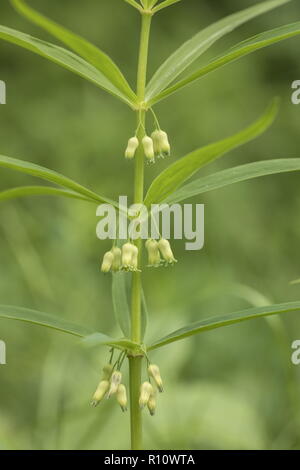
xmin=128 ymin=11 xmax=152 ymax=451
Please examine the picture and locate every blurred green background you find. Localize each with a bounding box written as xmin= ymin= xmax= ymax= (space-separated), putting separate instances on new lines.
xmin=1 ymin=0 xmax=300 ymax=450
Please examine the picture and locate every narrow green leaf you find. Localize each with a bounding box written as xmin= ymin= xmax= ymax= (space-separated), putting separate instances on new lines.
xmin=0 ymin=154 xmax=118 ymax=208
xmin=144 ymin=99 xmax=278 ymax=206
xmin=82 ymin=333 xmax=141 ymax=353
xmin=150 ymin=22 xmax=300 ymax=105
xmin=148 ymin=301 xmax=300 ymax=350
xmin=0 ymin=186 xmax=97 ymax=204
xmin=153 ymin=0 xmax=182 ymax=13
xmin=146 ymin=0 xmax=290 ymax=100
xmin=0 ymin=305 xmax=130 ymax=349
xmin=123 ymin=0 xmax=142 ymax=11
xmin=112 ymin=273 xmax=131 ymax=338
xmin=165 ymin=159 xmax=300 ymax=204
xmin=11 ymin=0 xmax=136 ymax=104
xmin=0 ymin=305 xmax=93 ymax=337
xmin=0 ymin=25 xmax=135 ymax=107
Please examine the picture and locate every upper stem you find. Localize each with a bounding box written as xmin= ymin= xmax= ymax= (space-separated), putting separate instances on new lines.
xmin=137 ymin=13 xmax=152 ymax=104
xmin=131 ymin=12 xmax=152 ymax=344
xmin=129 ymin=11 xmax=152 ymax=452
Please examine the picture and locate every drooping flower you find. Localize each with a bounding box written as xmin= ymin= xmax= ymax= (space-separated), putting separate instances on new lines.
xmin=116 ymin=384 xmax=128 ymax=412
xmin=139 ymin=381 xmax=154 ymax=409
xmin=142 ymin=136 xmax=155 ymax=163
xmin=122 ymin=242 xmax=139 ymax=272
xmin=111 ymin=246 xmax=122 ymax=272
xmin=107 ymin=371 xmax=122 ymax=398
xmin=145 ymin=239 xmax=161 ymax=267
xmin=158 ymin=239 xmax=177 ymax=265
xmin=101 ymin=251 xmax=114 ymax=273
xmin=147 ymin=391 xmax=157 ymax=416
xmin=151 ymin=130 xmax=171 ymax=158
xmin=125 ymin=136 xmax=139 ymax=160
xmin=148 ymin=364 xmax=164 ymax=392
xmin=90 ymin=380 xmax=110 ymax=407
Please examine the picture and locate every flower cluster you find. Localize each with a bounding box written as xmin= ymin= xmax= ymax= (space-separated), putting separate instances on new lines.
xmin=145 ymin=238 xmax=177 ymax=267
xmin=101 ymin=239 xmax=176 ymax=274
xmin=125 ymin=128 xmax=171 ymax=164
xmin=139 ymin=364 xmax=164 ymax=416
xmin=91 ymin=364 xmax=128 ymax=412
xmin=91 ymin=356 xmax=164 ymax=417
xmin=101 ymin=242 xmax=139 ymax=273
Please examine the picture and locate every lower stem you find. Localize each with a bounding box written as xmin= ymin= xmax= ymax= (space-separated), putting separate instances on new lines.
xmin=128 ymin=113 xmax=145 ymax=450
xmin=129 ymin=356 xmax=143 ymax=450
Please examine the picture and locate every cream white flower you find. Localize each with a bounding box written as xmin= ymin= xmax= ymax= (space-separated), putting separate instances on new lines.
xmin=122 ymin=242 xmax=139 ymax=271
xmin=101 ymin=251 xmax=114 ymax=273
xmin=91 ymin=380 xmax=109 ymax=407
xmin=116 ymin=384 xmax=128 ymax=412
xmin=139 ymin=381 xmax=154 ymax=409
xmin=145 ymin=239 xmax=161 ymax=267
xmin=158 ymin=239 xmax=177 ymax=265
xmin=125 ymin=136 xmax=139 ymax=159
xmin=148 ymin=364 xmax=164 ymax=392
xmin=107 ymin=371 xmax=122 ymax=398
xmin=151 ymin=130 xmax=171 ymax=158
xmin=142 ymin=136 xmax=155 ymax=163
xmin=147 ymin=391 xmax=157 ymax=416
xmin=111 ymin=246 xmax=122 ymax=272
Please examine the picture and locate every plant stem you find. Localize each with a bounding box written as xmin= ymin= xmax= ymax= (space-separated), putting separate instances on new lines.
xmin=128 ymin=11 xmax=152 ymax=451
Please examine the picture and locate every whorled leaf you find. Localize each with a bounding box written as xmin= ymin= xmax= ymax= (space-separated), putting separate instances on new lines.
xmin=153 ymin=0 xmax=182 ymax=13
xmin=165 ymin=159 xmax=300 ymax=204
xmin=0 ymin=305 xmax=139 ymax=352
xmin=10 ymin=0 xmax=136 ymax=104
xmin=0 ymin=305 xmax=93 ymax=338
xmin=0 ymin=25 xmax=135 ymax=107
xmin=144 ymin=99 xmax=279 ymax=206
xmin=0 ymin=154 xmax=118 ymax=208
xmin=149 ymin=21 xmax=300 ymax=105
xmin=146 ymin=0 xmax=290 ymax=101
xmin=148 ymin=301 xmax=300 ymax=350
xmin=0 ymin=186 xmax=96 ymax=204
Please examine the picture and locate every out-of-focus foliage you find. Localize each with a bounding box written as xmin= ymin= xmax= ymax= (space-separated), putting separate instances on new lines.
xmin=0 ymin=0 xmax=300 ymax=450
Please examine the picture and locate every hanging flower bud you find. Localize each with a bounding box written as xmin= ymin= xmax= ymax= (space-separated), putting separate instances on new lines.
xmin=122 ymin=242 xmax=139 ymax=272
xmin=116 ymin=384 xmax=128 ymax=412
xmin=151 ymin=130 xmax=171 ymax=158
xmin=159 ymin=130 xmax=171 ymax=157
xmin=125 ymin=136 xmax=139 ymax=160
xmin=151 ymin=130 xmax=161 ymax=157
xmin=107 ymin=370 xmax=122 ymax=398
xmin=111 ymin=246 xmax=122 ymax=272
xmin=145 ymin=239 xmax=161 ymax=267
xmin=147 ymin=392 xmax=157 ymax=416
xmin=90 ymin=380 xmax=109 ymax=407
xmin=142 ymin=136 xmax=155 ymax=163
xmin=102 ymin=363 xmax=113 ymax=381
xmin=158 ymin=239 xmax=177 ymax=265
xmin=131 ymin=244 xmax=139 ymax=271
xmin=139 ymin=381 xmax=154 ymax=409
xmin=101 ymin=251 xmax=114 ymax=273
xmin=148 ymin=364 xmax=164 ymax=392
